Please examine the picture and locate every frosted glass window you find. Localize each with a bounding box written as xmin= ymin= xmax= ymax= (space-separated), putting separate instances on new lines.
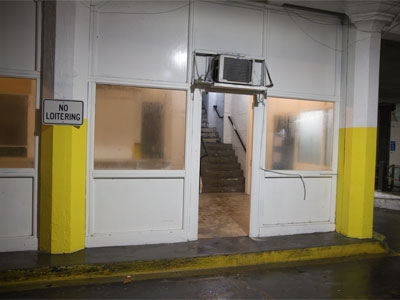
xmin=266 ymin=97 xmax=334 ymax=171
xmin=94 ymin=85 xmax=186 ymax=170
xmin=0 ymin=77 xmax=36 ymax=168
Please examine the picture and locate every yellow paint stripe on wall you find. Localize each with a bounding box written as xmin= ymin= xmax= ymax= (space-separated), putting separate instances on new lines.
xmin=336 ymin=127 xmax=377 ymax=239
xmin=40 ymin=120 xmax=87 ymax=254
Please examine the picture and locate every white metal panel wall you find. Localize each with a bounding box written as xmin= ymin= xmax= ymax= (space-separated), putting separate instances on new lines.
xmin=261 ymin=177 xmax=332 ymax=225
xmin=193 ymin=1 xmax=264 ymax=57
xmin=92 ymin=1 xmax=189 ymax=83
xmin=248 ymin=10 xmax=341 ymax=237
xmin=0 ymin=1 xmax=37 ymax=72
xmin=86 ymin=1 xmax=343 ymax=244
xmin=92 ymin=178 xmax=184 ymax=234
xmin=266 ymin=10 xmax=340 ymax=99
xmin=0 ymin=178 xmax=33 ymax=237
xmin=0 ymin=1 xmax=39 ymax=252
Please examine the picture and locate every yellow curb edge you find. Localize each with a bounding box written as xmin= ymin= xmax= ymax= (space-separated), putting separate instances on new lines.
xmin=0 ymin=240 xmax=386 ymax=290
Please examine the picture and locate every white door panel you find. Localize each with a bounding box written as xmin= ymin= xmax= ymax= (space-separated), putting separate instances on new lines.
xmin=250 ymin=99 xmax=338 ymax=237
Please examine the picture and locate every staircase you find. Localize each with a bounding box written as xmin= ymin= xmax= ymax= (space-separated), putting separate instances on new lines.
xmin=200 ymin=105 xmax=245 ymax=193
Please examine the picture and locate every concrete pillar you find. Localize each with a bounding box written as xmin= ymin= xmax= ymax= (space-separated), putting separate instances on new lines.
xmin=39 ymin=0 xmax=90 ymax=254
xmin=336 ymin=12 xmax=393 ymax=239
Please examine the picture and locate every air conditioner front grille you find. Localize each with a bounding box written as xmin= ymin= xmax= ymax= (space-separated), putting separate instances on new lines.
xmin=222 ymin=57 xmax=253 ymax=84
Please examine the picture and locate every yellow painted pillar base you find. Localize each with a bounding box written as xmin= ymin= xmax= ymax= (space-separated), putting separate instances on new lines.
xmin=336 ymin=127 xmax=377 ymax=239
xmin=39 ymin=120 xmax=87 ymax=254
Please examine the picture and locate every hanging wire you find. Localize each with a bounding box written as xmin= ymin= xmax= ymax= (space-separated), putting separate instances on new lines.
xmin=258 ymin=98 xmax=307 ymax=201
xmin=93 ymin=2 xmax=189 ymax=15
xmin=87 ymin=0 xmax=398 ymax=51
xmin=79 ymin=1 xmax=91 ymax=10
xmin=283 ymin=7 xmax=341 ymax=26
xmin=286 ymin=12 xmax=341 ymax=52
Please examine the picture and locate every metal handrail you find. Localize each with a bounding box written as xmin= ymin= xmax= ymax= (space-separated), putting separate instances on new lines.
xmin=213 ymin=105 xmax=223 ymax=119
xmin=200 ymin=136 xmax=208 ymax=159
xmin=228 ymin=116 xmax=246 ymax=152
xmin=213 ymin=105 xmax=246 ymax=153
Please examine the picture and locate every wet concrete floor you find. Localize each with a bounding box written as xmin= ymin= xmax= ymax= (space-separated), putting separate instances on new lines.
xmin=373 ymin=207 xmax=400 ymax=252
xmin=1 ymin=208 xmax=399 ymax=299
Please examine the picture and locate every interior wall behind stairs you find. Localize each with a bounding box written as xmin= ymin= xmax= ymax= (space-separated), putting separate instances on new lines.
xmin=206 ymin=93 xmax=224 ymax=139
xmin=224 ymin=94 xmax=251 ymax=190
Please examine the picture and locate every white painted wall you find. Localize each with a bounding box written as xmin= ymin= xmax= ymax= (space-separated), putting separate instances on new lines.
xmin=225 ymin=94 xmax=251 ymax=184
xmin=93 ymin=179 xmax=183 ymax=234
xmin=0 ymin=1 xmax=37 ymax=73
xmin=0 ymin=178 xmax=33 ymax=237
xmin=266 ymin=10 xmax=340 ymax=100
xmin=0 ymin=0 xmax=344 ymax=249
xmin=54 ymin=1 xmax=90 ymax=113
xmin=223 ymin=96 xmax=232 ymax=144
xmin=87 ymin=1 xmax=343 ymax=245
xmin=72 ymin=1 xmax=90 ymax=115
xmin=27 ymin=0 xmax=348 ymax=247
xmin=0 ymin=0 xmax=39 ymax=252
xmin=92 ymin=1 xmax=189 ymax=84
xmin=249 ymin=8 xmax=341 ymax=237
xmin=261 ymin=177 xmax=332 ymax=225
xmin=193 ymin=1 xmax=264 ymax=57
xmin=206 ymin=93 xmax=224 ymax=139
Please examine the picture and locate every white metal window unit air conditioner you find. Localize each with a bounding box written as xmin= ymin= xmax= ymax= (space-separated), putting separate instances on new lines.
xmin=213 ymin=55 xmax=255 ymax=85
xmin=192 ymin=51 xmax=273 ymax=95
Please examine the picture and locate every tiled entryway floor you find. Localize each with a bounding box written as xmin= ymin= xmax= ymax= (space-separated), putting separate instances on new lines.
xmin=198 ymin=192 xmax=250 ymax=239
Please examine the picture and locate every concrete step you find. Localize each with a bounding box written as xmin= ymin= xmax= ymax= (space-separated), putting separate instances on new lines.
xmin=202 ymin=185 xmax=245 ymax=193
xmin=201 ymin=177 xmax=245 ymax=187
xmin=200 ymin=169 xmax=243 ymax=178
xmin=201 ymin=152 xmax=236 ymax=160
xmin=202 ymin=137 xmax=221 ymax=143
xmin=201 ymin=127 xmax=217 ymax=133
xmin=202 ymin=156 xmax=238 ymax=163
xmin=204 ymin=149 xmax=235 ymax=157
xmin=201 ymin=132 xmax=219 ymax=138
xmin=201 ymin=162 xmax=241 ymax=171
xmin=204 ymin=143 xmax=232 ymax=150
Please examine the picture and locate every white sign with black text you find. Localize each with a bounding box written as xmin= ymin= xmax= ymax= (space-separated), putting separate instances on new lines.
xmin=42 ymin=99 xmax=84 ymax=126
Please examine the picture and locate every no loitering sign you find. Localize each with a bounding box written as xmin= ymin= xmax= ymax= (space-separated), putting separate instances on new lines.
xmin=42 ymin=99 xmax=84 ymax=126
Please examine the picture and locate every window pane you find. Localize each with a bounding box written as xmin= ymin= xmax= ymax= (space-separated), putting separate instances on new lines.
xmin=0 ymin=77 xmax=36 ymax=168
xmin=266 ymin=97 xmax=334 ymax=171
xmin=94 ymin=85 xmax=186 ymax=170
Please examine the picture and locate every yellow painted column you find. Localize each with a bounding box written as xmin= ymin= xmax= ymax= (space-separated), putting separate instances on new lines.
xmin=40 ymin=122 xmax=87 ymax=253
xmin=336 ymin=127 xmax=377 ymax=238
xmin=335 ymin=13 xmax=390 ymax=239
xmin=39 ymin=1 xmax=89 ymax=254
